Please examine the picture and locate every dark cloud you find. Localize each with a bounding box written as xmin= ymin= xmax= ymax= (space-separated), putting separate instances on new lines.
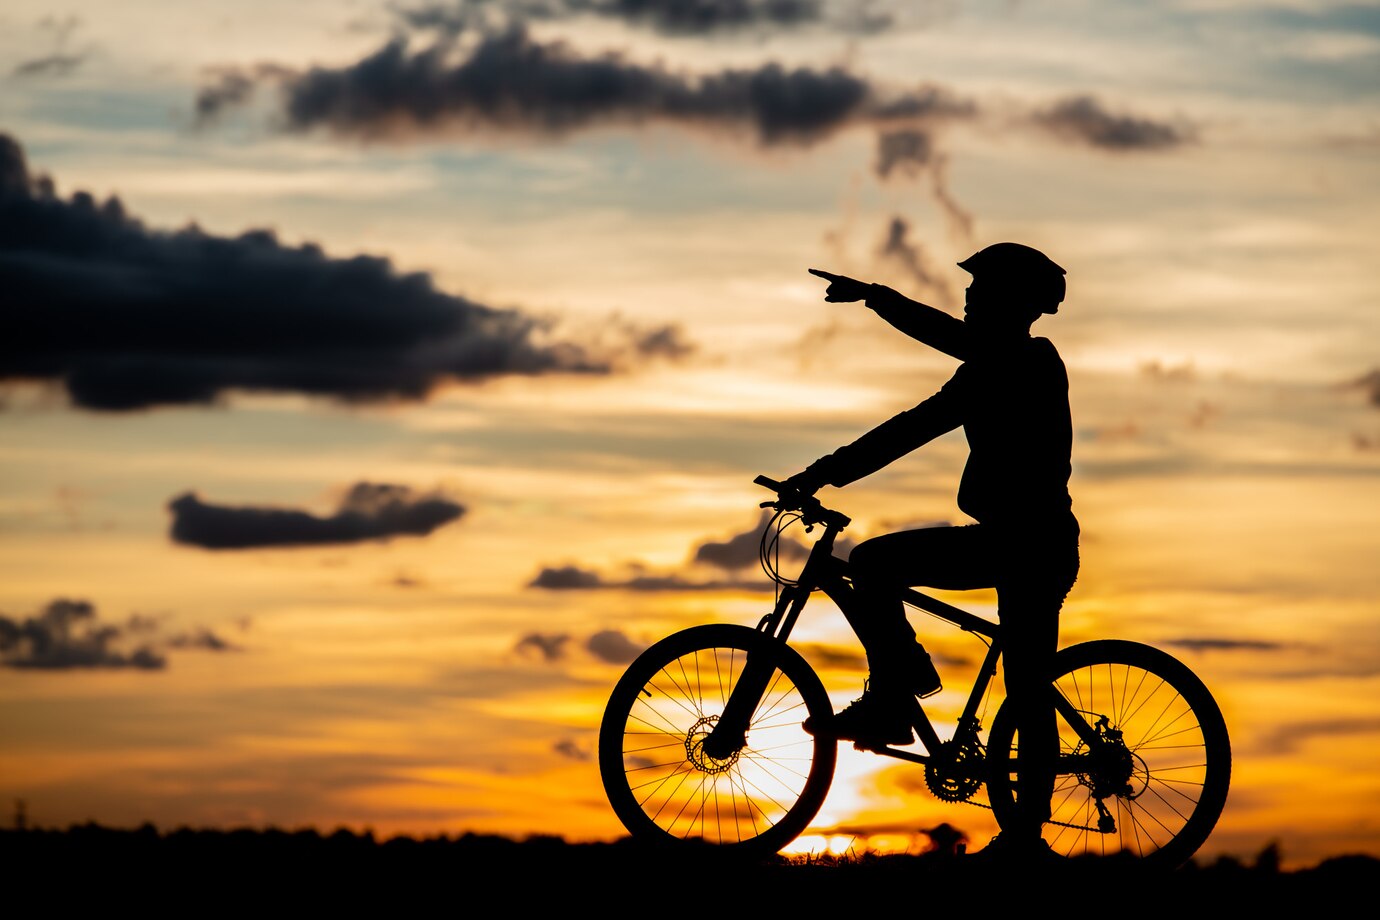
xmin=516 ymin=629 xmax=651 ymax=667
xmin=627 ymin=323 xmax=697 ymax=361
xmin=589 ymin=0 xmax=822 ymax=33
xmin=10 ymin=15 xmax=87 ymax=79
xmin=396 ymin=0 xmax=830 ymax=37
xmin=169 ymin=483 xmax=465 ymax=550
xmin=0 ymin=133 xmax=684 ymax=411
xmin=1351 ymin=368 xmax=1380 ymax=407
xmin=872 ymin=129 xmax=973 ymax=240
xmin=530 ymin=514 xmax=792 ymax=591
xmin=874 ymin=126 xmax=934 ymax=179
xmin=527 ymin=565 xmax=769 ymax=591
xmin=619 ymin=572 xmax=767 ymax=591
xmin=0 ymin=599 xmax=165 ymax=670
xmin=694 ymin=511 xmax=806 ymax=570
xmin=194 ymin=70 xmax=259 ymax=125
xmin=166 ymin=628 xmax=240 ymax=652
xmin=586 ymin=629 xmax=644 ymax=664
xmin=1160 ymin=637 xmax=1284 ymax=653
xmin=11 ymin=53 xmax=86 ymax=79
xmin=553 ymin=738 xmax=591 ymax=760
xmin=516 ymin=632 xmax=571 ymax=661
xmin=1033 ymin=95 xmax=1192 ymax=151
xmin=876 ymin=215 xmax=956 ymax=307
xmin=529 ymin=565 xmax=605 ymax=589
xmin=195 ymin=26 xmax=974 ymax=147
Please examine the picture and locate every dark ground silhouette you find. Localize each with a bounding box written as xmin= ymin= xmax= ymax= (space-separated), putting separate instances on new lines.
xmin=4 ymin=824 xmax=1372 ymax=908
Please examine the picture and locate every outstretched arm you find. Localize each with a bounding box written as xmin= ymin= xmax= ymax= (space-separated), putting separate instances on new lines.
xmin=786 ymin=371 xmax=967 ymax=492
xmin=809 ymin=269 xmax=970 ymax=360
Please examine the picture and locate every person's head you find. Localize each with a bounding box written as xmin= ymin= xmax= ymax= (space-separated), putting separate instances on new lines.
xmin=958 ymin=242 xmax=1066 ymax=334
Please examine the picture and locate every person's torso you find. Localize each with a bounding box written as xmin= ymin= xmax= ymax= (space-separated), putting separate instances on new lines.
xmin=954 ymin=337 xmax=1073 ymax=524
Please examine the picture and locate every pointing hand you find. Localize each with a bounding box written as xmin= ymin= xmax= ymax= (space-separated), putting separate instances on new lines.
xmin=808 ymin=268 xmax=870 ymax=303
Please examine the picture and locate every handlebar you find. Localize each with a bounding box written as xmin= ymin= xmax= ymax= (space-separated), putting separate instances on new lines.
xmin=753 ymin=475 xmax=851 ymax=531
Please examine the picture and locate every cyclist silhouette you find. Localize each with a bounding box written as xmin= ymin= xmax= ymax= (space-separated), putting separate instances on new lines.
xmin=785 ymin=242 xmax=1079 ymax=855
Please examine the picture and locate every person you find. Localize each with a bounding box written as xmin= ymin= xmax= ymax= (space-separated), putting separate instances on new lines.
xmin=783 ymin=242 xmax=1080 ymax=851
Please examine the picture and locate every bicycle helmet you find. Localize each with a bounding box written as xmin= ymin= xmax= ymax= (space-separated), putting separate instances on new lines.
xmin=958 ymin=242 xmax=1066 ymax=314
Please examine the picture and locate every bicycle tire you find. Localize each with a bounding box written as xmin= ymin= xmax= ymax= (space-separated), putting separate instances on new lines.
xmin=986 ymin=639 xmax=1231 ymax=867
xmin=598 ymin=624 xmax=836 ymax=855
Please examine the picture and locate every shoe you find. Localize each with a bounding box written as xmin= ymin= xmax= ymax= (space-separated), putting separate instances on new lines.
xmin=803 ymin=686 xmax=914 ymax=747
xmin=906 ymin=643 xmax=943 ymax=698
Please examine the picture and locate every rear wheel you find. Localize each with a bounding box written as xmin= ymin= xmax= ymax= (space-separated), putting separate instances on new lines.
xmin=987 ymin=640 xmax=1231 ymax=867
xmin=598 ymin=625 xmax=836 ymax=855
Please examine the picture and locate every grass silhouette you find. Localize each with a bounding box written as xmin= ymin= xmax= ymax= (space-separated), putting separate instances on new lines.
xmin=3 ymin=823 xmax=1372 ymax=908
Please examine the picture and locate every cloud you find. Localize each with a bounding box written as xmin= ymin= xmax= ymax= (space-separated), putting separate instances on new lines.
xmin=1032 ymin=95 xmax=1193 ymax=151
xmin=693 ymin=510 xmax=807 ymax=570
xmin=874 ymin=126 xmax=934 ymax=179
xmin=0 ymin=133 xmax=684 ymax=411
xmin=166 ymin=628 xmax=240 ymax=652
xmin=1350 ymin=368 xmax=1380 ymax=407
xmin=11 ymin=53 xmax=86 ymax=79
xmin=1160 ymin=637 xmax=1285 ymax=652
xmin=875 ymin=215 xmax=957 ymax=307
xmin=516 ymin=629 xmax=647 ymax=667
xmin=9 ymin=15 xmax=87 ymax=79
xmin=527 ymin=565 xmax=769 ymax=591
xmin=0 ymin=599 xmax=236 ymax=672
xmin=528 ymin=565 xmax=605 ymax=589
xmin=194 ymin=25 xmax=974 ymax=147
xmin=0 ymin=599 xmax=165 ymax=670
xmin=169 ymin=483 xmax=465 ymax=549
xmin=872 ymin=129 xmax=972 ymax=240
xmin=193 ymin=70 xmax=259 ymax=125
xmin=516 ymin=632 xmax=571 ymax=661
xmin=586 ymin=629 xmax=644 ymax=663
xmin=584 ymin=0 xmax=822 ymax=34
xmin=395 ymin=0 xmax=862 ymax=38
xmin=553 ymin=738 xmax=591 ymax=760
xmin=530 ymin=513 xmax=796 ymax=591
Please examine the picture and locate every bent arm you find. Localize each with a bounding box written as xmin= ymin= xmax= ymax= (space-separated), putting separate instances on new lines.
xmin=865 ymin=285 xmax=970 ymax=360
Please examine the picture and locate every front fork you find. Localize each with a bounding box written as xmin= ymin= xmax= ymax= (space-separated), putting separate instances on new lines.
xmin=699 ymin=647 xmax=780 ymax=760
xmin=700 ymin=533 xmax=837 ymax=761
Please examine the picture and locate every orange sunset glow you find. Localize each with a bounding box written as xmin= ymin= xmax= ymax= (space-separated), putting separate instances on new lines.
xmin=2 ymin=0 xmax=1378 ymax=870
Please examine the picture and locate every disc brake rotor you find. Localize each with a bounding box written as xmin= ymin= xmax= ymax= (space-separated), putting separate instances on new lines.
xmin=686 ymin=716 xmax=740 ymax=774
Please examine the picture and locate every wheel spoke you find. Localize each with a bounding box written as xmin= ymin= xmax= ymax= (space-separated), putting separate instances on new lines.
xmin=600 ymin=627 xmax=835 ymax=854
xmin=985 ymin=641 xmax=1229 ymax=866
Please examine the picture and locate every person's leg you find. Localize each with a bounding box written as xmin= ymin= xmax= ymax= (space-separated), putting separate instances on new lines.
xmin=994 ymin=584 xmax=1061 ymax=837
xmin=845 ymin=524 xmax=994 ymax=692
xmin=808 ymin=525 xmax=997 ymax=744
xmin=994 ymin=517 xmax=1080 ymax=839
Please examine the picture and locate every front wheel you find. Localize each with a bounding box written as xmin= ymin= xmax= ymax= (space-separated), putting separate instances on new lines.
xmin=987 ymin=640 xmax=1231 ymax=867
xmin=598 ymin=624 xmax=836 ymax=855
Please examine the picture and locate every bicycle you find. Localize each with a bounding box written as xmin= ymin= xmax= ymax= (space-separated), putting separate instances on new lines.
xmin=598 ymin=476 xmax=1231 ymax=866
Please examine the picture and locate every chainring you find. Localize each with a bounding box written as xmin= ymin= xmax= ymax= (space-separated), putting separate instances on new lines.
xmin=925 ymin=736 xmax=985 ymax=803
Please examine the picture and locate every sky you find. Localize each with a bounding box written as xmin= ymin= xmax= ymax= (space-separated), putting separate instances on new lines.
xmin=1 ymin=0 xmax=1378 ymax=867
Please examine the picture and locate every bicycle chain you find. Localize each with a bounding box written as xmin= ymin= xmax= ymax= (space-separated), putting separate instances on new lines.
xmin=947 ymin=796 xmax=1103 ymax=835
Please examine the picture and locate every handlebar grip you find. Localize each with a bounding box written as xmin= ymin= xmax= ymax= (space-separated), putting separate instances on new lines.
xmin=754 ymin=475 xmax=784 ymax=492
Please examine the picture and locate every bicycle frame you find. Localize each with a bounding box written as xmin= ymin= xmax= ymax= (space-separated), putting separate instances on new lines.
xmin=605 ymin=477 xmax=1230 ymax=862
xmin=702 ymin=492 xmax=1104 ymax=774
